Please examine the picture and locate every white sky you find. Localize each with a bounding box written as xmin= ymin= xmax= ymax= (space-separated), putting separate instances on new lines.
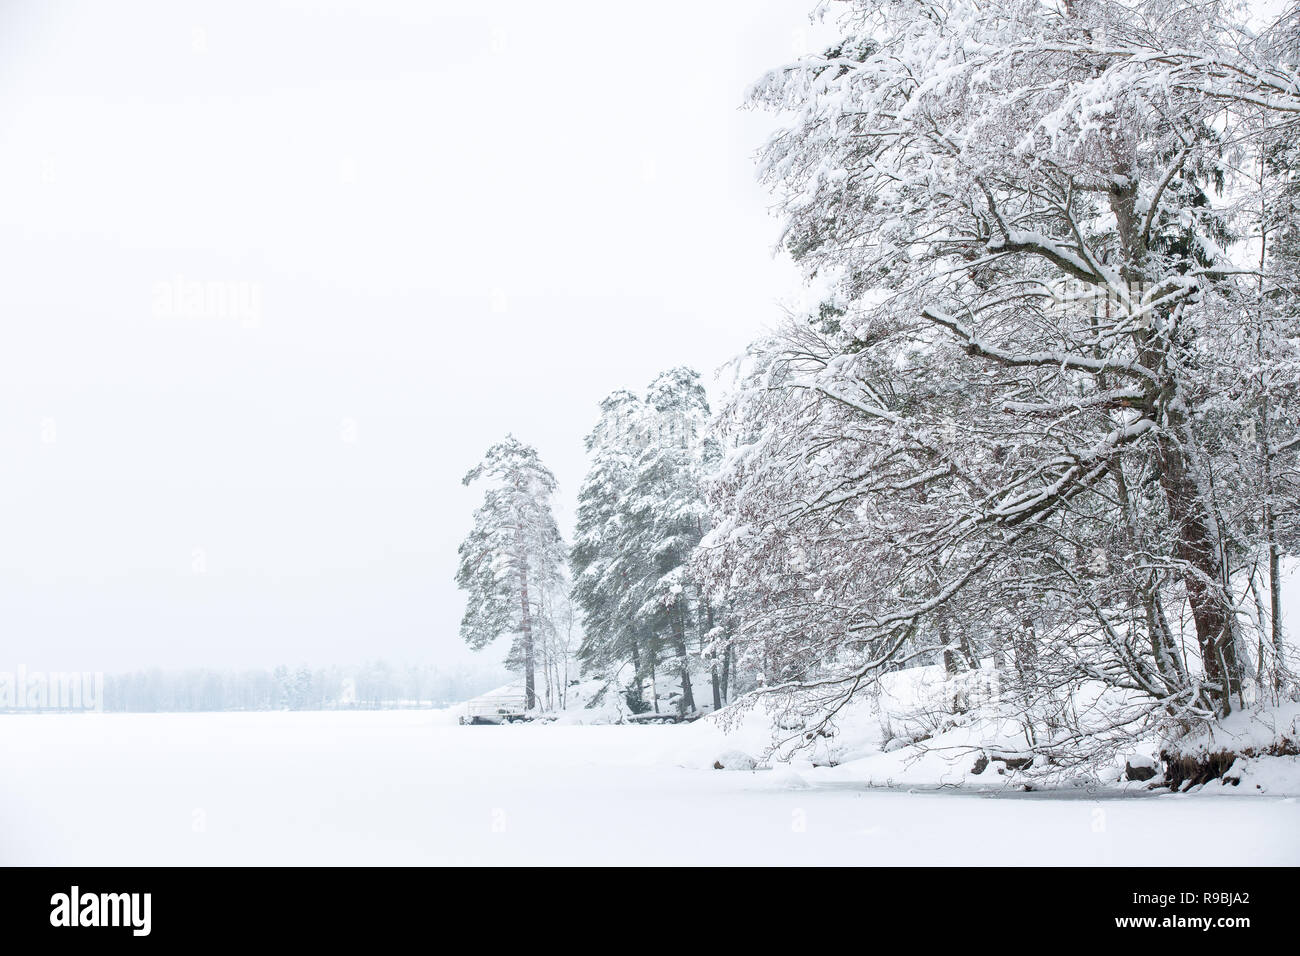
xmin=0 ymin=0 xmax=825 ymax=671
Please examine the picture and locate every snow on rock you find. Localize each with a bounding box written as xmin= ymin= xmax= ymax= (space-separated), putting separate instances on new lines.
xmin=1124 ymin=754 xmax=1159 ymax=782
xmin=711 ymin=750 xmax=757 ymax=771
xmin=1217 ymin=755 xmax=1300 ymax=796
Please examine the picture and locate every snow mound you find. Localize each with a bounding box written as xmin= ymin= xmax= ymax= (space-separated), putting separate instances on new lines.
xmin=1170 ymin=702 xmax=1300 ymax=759
xmin=544 ymin=677 xmax=630 ymax=725
xmin=763 ymin=765 xmax=810 ymax=789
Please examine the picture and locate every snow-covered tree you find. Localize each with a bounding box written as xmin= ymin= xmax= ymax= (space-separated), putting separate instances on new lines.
xmin=629 ymin=369 xmax=716 ymax=715
xmin=571 ymin=369 xmax=725 ymax=716
xmin=456 ymin=436 xmax=568 ymax=710
xmin=699 ymin=0 xmax=1300 ymax=759
xmin=571 ymin=390 xmax=655 ymax=706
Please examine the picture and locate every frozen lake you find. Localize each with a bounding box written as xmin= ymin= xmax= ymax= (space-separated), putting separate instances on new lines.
xmin=1 ymin=711 xmax=1296 ymax=865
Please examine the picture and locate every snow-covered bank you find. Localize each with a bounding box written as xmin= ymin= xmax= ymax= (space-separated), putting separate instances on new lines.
xmin=0 ymin=711 xmax=1295 ymax=865
xmin=660 ymin=666 xmax=1300 ymax=797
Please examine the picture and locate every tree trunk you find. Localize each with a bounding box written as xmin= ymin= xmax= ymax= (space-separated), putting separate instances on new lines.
xmin=1269 ymin=524 xmax=1285 ymax=697
xmin=1110 ymin=176 xmax=1242 ymax=715
xmin=958 ymin=628 xmax=977 ymax=670
xmin=720 ymin=642 xmax=731 ymax=703
xmin=940 ymin=618 xmax=956 ymax=678
xmin=1154 ymin=429 xmax=1241 ymax=714
xmin=705 ymin=603 xmax=722 ymax=711
xmin=672 ymin=609 xmax=695 ymax=717
xmin=1015 ymin=616 xmax=1039 ymax=687
xmin=518 ymin=561 xmax=536 ymax=710
xmin=1255 ymin=148 xmax=1286 ymax=699
xmin=629 ymin=633 xmax=642 ymax=705
xmin=1261 ymin=431 xmax=1286 ymax=697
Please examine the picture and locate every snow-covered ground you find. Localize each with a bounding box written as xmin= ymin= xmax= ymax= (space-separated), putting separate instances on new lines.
xmin=1 ymin=711 xmax=1296 ymax=865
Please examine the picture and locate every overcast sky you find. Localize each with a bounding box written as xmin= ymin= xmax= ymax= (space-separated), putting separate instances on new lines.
xmin=0 ymin=0 xmax=828 ymax=671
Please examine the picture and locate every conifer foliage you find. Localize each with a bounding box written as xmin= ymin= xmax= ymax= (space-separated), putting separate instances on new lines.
xmin=456 ymin=436 xmax=568 ymax=710
xmin=570 ymin=369 xmax=727 ymax=716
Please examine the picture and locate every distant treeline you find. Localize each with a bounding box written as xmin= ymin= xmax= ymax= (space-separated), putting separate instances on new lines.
xmin=101 ymin=661 xmax=512 ymax=712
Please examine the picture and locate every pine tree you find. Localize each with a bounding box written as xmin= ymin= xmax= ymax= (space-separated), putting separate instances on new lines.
xmin=571 ymin=390 xmax=654 ymax=701
xmin=571 ymin=370 xmax=720 ymax=717
xmin=456 ymin=436 xmax=567 ymax=710
xmin=628 ymin=369 xmax=714 ymax=715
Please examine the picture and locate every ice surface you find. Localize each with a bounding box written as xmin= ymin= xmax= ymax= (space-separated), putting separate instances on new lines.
xmin=0 ymin=711 xmax=1296 ymax=865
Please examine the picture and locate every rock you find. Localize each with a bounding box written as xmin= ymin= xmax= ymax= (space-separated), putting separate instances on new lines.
xmin=971 ymin=753 xmax=989 ymax=775
xmin=989 ymin=753 xmax=1033 ymax=771
xmin=713 ymin=750 xmax=757 ymax=771
xmin=1125 ymin=756 xmax=1158 ymax=782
